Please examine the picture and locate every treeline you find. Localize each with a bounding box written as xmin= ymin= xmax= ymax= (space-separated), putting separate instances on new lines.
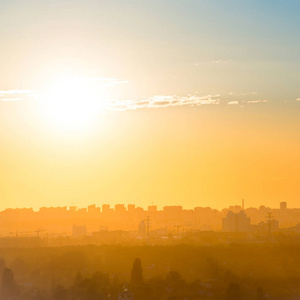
xmin=1 ymin=244 xmax=300 ymax=299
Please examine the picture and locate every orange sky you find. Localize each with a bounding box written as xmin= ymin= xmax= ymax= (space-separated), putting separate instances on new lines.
xmin=1 ymin=1 xmax=300 ymax=210
xmin=1 ymin=100 xmax=300 ymax=210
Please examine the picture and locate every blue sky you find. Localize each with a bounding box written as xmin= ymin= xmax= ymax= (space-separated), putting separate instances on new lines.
xmin=0 ymin=0 xmax=299 ymax=101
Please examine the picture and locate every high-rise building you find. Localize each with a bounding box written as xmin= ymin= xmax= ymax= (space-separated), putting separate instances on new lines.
xmin=102 ymin=204 xmax=111 ymax=213
xmin=88 ymin=204 xmax=100 ymax=214
xmin=222 ymin=211 xmax=251 ymax=232
xmin=280 ymin=202 xmax=287 ymax=210
xmin=128 ymin=204 xmax=136 ymax=212
xmin=115 ymin=204 xmax=126 ymax=213
xmin=138 ymin=220 xmax=146 ymax=236
xmin=148 ymin=205 xmax=157 ymax=212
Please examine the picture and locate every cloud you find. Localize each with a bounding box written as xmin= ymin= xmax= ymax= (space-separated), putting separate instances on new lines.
xmin=246 ymin=100 xmax=268 ymax=104
xmin=195 ymin=59 xmax=232 ymax=66
xmin=0 ymin=83 xmax=295 ymax=114
xmin=0 ymin=77 xmax=128 ymax=102
xmin=108 ymin=95 xmax=221 ymax=111
xmin=0 ymin=90 xmax=36 ymax=101
xmin=211 ymin=59 xmax=231 ymax=64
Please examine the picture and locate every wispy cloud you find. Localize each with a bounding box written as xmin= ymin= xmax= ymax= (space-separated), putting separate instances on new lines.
xmin=0 ymin=78 xmax=127 ymax=102
xmin=195 ymin=59 xmax=232 ymax=66
xmin=0 ymin=89 xmax=36 ymax=101
xmin=106 ymin=94 xmax=272 ymax=111
xmin=108 ymin=95 xmax=220 ymax=111
xmin=246 ymin=99 xmax=268 ymax=104
xmin=211 ymin=59 xmax=231 ymax=64
xmin=0 ymin=82 xmax=296 ymax=114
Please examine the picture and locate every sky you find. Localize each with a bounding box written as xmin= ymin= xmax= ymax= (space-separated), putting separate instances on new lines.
xmin=0 ymin=0 xmax=300 ymax=210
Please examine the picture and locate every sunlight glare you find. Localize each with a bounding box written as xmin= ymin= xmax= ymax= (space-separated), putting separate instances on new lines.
xmin=40 ymin=76 xmax=107 ymax=133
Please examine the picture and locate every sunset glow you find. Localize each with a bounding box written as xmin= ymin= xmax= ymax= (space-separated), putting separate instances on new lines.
xmin=0 ymin=0 xmax=299 ymax=210
xmin=1 ymin=2 xmax=300 ymax=299
xmin=39 ymin=76 xmax=107 ymax=132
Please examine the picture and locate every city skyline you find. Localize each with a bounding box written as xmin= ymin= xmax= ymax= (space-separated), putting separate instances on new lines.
xmin=0 ymin=200 xmax=297 ymax=233
xmin=0 ymin=200 xmax=295 ymax=212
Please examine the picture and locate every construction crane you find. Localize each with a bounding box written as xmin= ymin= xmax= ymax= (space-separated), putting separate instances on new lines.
xmin=34 ymin=228 xmax=46 ymax=238
xmin=174 ymin=225 xmax=183 ymax=236
xmin=9 ymin=230 xmax=31 ymax=238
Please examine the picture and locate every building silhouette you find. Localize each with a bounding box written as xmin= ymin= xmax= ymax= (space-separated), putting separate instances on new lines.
xmin=222 ymin=211 xmax=251 ymax=232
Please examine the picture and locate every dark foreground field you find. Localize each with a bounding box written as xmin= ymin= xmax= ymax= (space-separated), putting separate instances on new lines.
xmin=1 ymin=243 xmax=300 ymax=300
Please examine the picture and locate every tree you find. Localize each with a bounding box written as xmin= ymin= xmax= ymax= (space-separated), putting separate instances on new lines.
xmin=165 ymin=271 xmax=185 ymax=295
xmin=1 ymin=267 xmax=15 ymax=298
xmin=226 ymin=283 xmax=241 ymax=300
xmin=0 ymin=258 xmax=5 ymax=284
xmin=256 ymin=287 xmax=265 ymax=300
xmin=130 ymin=258 xmax=143 ymax=284
xmin=166 ymin=271 xmax=182 ymax=284
xmin=52 ymin=285 xmax=67 ymax=300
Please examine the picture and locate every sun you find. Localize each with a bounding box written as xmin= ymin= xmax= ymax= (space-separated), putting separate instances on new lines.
xmin=39 ymin=76 xmax=107 ymax=133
